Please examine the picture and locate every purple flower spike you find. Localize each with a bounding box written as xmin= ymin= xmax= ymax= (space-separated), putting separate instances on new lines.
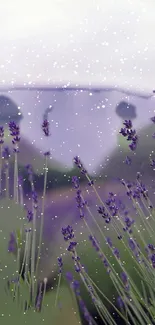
xmin=117 ymin=296 xmax=124 ymax=309
xmin=150 ymin=159 xmax=155 ymax=168
xmin=73 ymin=156 xmax=87 ymax=175
xmin=151 ymin=254 xmax=155 ymax=268
xmin=148 ymin=244 xmax=155 ymax=252
xmin=125 ymin=156 xmax=132 ymax=165
xmin=72 ymin=176 xmax=80 ymax=189
xmin=27 ymin=210 xmax=33 ymax=222
xmin=2 ymin=147 xmax=10 ymax=160
xmin=79 ymin=300 xmax=93 ymax=325
xmin=66 ymin=272 xmax=73 ymax=283
xmin=61 ymin=225 xmax=74 ymax=241
xmin=120 ymin=272 xmax=130 ymax=290
xmin=26 ymin=164 xmax=34 ymax=182
xmin=67 ymin=241 xmax=77 ymax=252
xmin=120 ymin=119 xmax=138 ymax=151
xmin=72 ymin=280 xmax=81 ymax=296
xmin=42 ymin=119 xmax=50 ymax=137
xmin=151 ymin=116 xmax=155 ymax=124
xmin=57 ymin=257 xmax=63 ymax=273
xmin=106 ymin=237 xmax=113 ymax=248
xmin=8 ymin=232 xmax=16 ymax=253
xmin=113 ymin=248 xmax=120 ymax=259
xmin=89 ymin=235 xmax=100 ymax=252
xmin=128 ymin=238 xmax=136 ymax=251
xmin=44 ymin=150 xmax=50 ymax=156
xmin=8 ymin=121 xmax=20 ymax=149
xmin=119 ymin=127 xmax=127 ymax=137
xmin=32 ymin=191 xmax=38 ymax=209
xmin=123 ymin=120 xmax=132 ymax=129
xmin=0 ymin=126 xmax=4 ymax=144
xmin=35 ymin=287 xmax=43 ymax=312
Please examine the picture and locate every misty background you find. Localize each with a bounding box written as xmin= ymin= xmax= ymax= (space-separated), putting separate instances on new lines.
xmin=0 ymin=88 xmax=155 ymax=174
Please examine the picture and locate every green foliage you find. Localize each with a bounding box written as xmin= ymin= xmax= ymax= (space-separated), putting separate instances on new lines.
xmin=0 ymin=284 xmax=81 ymax=325
xmin=0 ymin=198 xmax=81 ymax=325
xmin=18 ymin=164 xmax=87 ymax=193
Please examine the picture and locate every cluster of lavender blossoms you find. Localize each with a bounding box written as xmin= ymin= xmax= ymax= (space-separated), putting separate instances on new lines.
xmin=0 ymin=119 xmax=50 ymax=313
xmin=57 ymin=118 xmax=155 ymax=325
xmin=2 ymin=116 xmax=155 ymax=325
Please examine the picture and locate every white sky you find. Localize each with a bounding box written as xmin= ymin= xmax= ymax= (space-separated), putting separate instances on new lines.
xmin=0 ymin=0 xmax=155 ymax=93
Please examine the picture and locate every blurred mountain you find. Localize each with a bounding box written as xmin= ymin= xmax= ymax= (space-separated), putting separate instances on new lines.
xmin=0 ymin=94 xmax=23 ymax=122
xmin=3 ymin=131 xmax=65 ymax=173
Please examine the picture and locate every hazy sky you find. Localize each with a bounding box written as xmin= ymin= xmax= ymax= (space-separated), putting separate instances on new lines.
xmin=0 ymin=0 xmax=155 ymax=93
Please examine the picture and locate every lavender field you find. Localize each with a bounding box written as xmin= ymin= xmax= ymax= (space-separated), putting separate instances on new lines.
xmin=0 ymin=1 xmax=155 ymax=324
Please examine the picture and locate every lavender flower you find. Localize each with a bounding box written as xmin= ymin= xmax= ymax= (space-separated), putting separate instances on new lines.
xmin=72 ymin=176 xmax=80 ymax=189
xmin=66 ymin=272 xmax=73 ymax=283
xmin=148 ymin=244 xmax=155 ymax=252
xmin=76 ymin=190 xmax=87 ymax=211
xmin=123 ymin=119 xmax=132 ymax=129
xmin=150 ymin=159 xmax=155 ymax=168
xmin=32 ymin=191 xmax=38 ymax=209
xmin=8 ymin=121 xmax=20 ymax=152
xmin=125 ymin=156 xmax=132 ymax=165
xmin=103 ymin=258 xmax=111 ymax=273
xmin=79 ymin=300 xmax=93 ymax=325
xmin=89 ymin=235 xmax=100 ymax=252
xmin=67 ymin=241 xmax=77 ymax=252
xmin=35 ymin=285 xmax=43 ymax=312
xmin=106 ymin=237 xmax=113 ymax=248
xmin=0 ymin=126 xmax=4 ymax=144
xmin=150 ymin=254 xmax=155 ymax=268
xmin=2 ymin=146 xmax=10 ymax=160
xmin=8 ymin=232 xmax=16 ymax=253
xmin=151 ymin=116 xmax=155 ymax=123
xmin=113 ymin=248 xmax=120 ymax=259
xmin=121 ymin=272 xmax=128 ymax=285
xmin=117 ymin=296 xmax=124 ymax=309
xmin=57 ymin=257 xmax=63 ymax=273
xmin=72 ymin=280 xmax=81 ymax=296
xmin=61 ymin=225 xmax=74 ymax=241
xmin=26 ymin=164 xmax=34 ymax=182
xmin=42 ymin=119 xmax=50 ymax=137
xmin=128 ymin=238 xmax=136 ymax=252
xmin=44 ymin=150 xmax=50 ymax=156
xmin=73 ymin=156 xmax=87 ymax=175
xmin=120 ymin=119 xmax=138 ymax=151
xmin=27 ymin=210 xmax=33 ymax=222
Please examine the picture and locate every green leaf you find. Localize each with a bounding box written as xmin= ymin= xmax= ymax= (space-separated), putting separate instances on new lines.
xmin=0 ymin=284 xmax=81 ymax=325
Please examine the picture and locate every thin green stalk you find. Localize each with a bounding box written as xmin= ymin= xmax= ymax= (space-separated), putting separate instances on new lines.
xmin=55 ymin=273 xmax=62 ymax=307
xmin=0 ymin=144 xmax=2 ymax=195
xmin=14 ymin=151 xmax=19 ymax=203
xmin=5 ymin=162 xmax=9 ymax=198
xmin=18 ymin=182 xmax=23 ymax=206
xmin=31 ymin=208 xmax=37 ymax=301
xmin=36 ymin=155 xmax=48 ymax=274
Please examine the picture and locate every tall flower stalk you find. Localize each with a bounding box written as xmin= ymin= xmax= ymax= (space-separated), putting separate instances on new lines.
xmin=8 ymin=121 xmax=20 ymax=203
xmin=0 ymin=125 xmax=4 ymax=195
xmin=3 ymin=116 xmax=155 ymax=325
xmin=36 ymin=119 xmax=50 ymax=274
xmin=59 ymin=119 xmax=155 ymax=324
